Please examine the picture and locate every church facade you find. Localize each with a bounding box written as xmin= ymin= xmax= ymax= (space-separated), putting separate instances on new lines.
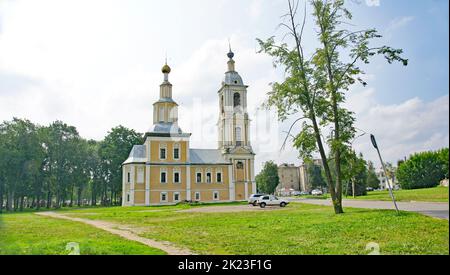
xmin=122 ymin=49 xmax=256 ymax=206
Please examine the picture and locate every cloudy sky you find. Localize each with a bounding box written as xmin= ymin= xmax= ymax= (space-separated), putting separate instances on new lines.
xmin=0 ymin=0 xmax=448 ymax=173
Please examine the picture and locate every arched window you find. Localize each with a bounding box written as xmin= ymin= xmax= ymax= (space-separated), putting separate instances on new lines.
xmin=233 ymin=93 xmax=241 ymax=107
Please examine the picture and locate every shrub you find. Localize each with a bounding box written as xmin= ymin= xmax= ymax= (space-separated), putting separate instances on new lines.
xmin=397 ymin=148 xmax=448 ymax=190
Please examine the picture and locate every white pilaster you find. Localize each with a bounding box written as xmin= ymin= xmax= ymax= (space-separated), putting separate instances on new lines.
xmin=186 ymin=165 xmax=191 ymax=200
xmin=228 ymin=164 xmax=235 ymax=201
xmin=251 ymin=159 xmax=256 ymax=194
xmin=122 ymin=166 xmax=126 ymax=206
xmin=130 ymin=165 xmax=135 ymax=205
xmin=145 ymin=165 xmax=150 ymax=206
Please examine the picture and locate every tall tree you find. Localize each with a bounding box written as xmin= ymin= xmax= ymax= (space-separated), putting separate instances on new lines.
xmin=99 ymin=126 xmax=143 ymax=206
xmin=307 ymin=163 xmax=327 ymax=190
xmin=256 ymin=161 xmax=280 ymax=195
xmin=257 ymin=0 xmax=407 ymax=213
xmin=366 ymin=161 xmax=380 ymax=189
xmin=44 ymin=121 xmax=80 ymax=208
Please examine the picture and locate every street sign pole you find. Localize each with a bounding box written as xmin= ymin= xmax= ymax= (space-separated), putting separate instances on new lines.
xmin=370 ymin=135 xmax=400 ymax=214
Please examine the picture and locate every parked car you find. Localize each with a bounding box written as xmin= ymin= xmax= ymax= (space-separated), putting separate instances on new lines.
xmin=292 ymin=191 xmax=302 ymax=196
xmin=300 ymin=191 xmax=310 ymax=196
xmin=366 ymin=187 xmax=374 ymax=192
xmin=248 ymin=194 xmax=265 ymax=206
xmin=257 ymin=195 xmax=289 ymax=208
xmin=311 ymin=189 xmax=323 ymax=196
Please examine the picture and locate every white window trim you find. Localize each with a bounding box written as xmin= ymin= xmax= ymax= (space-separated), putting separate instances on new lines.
xmin=173 ymin=143 xmax=180 ymax=160
xmin=194 ymin=192 xmax=201 ymax=201
xmin=213 ymin=191 xmax=219 ymax=201
xmin=206 ymin=169 xmax=212 ymax=184
xmin=173 ymin=192 xmax=181 ymax=202
xmin=195 ymin=169 xmax=203 ymax=183
xmin=160 ymin=192 xmax=168 ymax=203
xmin=216 ymin=169 xmax=223 ymax=184
xmin=160 ymin=168 xmax=168 ymax=184
xmin=173 ymin=168 xmax=181 ymax=184
xmin=159 ymin=143 xmax=167 ymax=160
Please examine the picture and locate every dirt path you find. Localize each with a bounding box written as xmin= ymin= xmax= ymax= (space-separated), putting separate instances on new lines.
xmin=288 ymin=198 xmax=449 ymax=220
xmin=178 ymin=204 xmax=290 ymax=213
xmin=35 ymin=212 xmax=195 ymax=255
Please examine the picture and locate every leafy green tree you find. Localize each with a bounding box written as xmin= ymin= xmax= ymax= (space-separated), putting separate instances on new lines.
xmin=437 ymin=148 xmax=449 ymax=180
xmin=257 ymin=0 xmax=407 ymax=213
xmin=366 ymin=161 xmax=380 ymax=189
xmin=308 ymin=163 xmax=327 ymax=190
xmin=256 ymin=161 xmax=280 ymax=195
xmin=397 ymin=149 xmax=449 ymax=189
xmin=99 ymin=126 xmax=143 ymax=205
xmin=43 ymin=121 xmax=81 ymax=208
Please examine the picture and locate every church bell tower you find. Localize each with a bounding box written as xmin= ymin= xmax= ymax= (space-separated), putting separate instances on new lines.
xmin=217 ymin=46 xmax=256 ymax=200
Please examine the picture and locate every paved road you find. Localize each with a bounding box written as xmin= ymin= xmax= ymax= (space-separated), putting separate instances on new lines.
xmin=287 ymin=198 xmax=449 ymax=220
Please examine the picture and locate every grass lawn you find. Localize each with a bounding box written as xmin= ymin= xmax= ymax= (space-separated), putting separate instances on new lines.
xmin=350 ymin=186 xmax=449 ymax=202
xmin=0 ymin=212 xmax=166 ymax=255
xmin=61 ymin=203 xmax=449 ymax=255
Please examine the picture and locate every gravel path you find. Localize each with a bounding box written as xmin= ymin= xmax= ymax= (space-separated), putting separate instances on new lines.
xmin=35 ymin=211 xmax=195 ymax=255
xmin=178 ymin=204 xmax=289 ymax=213
xmin=288 ymin=198 xmax=449 ymax=219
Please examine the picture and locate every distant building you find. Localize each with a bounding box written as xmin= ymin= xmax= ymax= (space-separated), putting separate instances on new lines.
xmin=276 ymin=159 xmax=323 ymax=196
xmin=376 ymin=169 xmax=399 ymax=190
xmin=277 ymin=164 xmax=300 ymax=195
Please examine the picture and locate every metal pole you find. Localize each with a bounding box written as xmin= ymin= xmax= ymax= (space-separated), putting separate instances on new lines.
xmin=371 ymin=135 xmax=400 ymax=214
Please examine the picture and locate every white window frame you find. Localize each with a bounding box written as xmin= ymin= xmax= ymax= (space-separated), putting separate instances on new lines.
xmin=173 ymin=143 xmax=180 ymax=160
xmin=195 ymin=192 xmax=201 ymax=201
xmin=173 ymin=192 xmax=181 ymax=202
xmin=216 ymin=169 xmax=223 ymax=183
xmin=206 ymin=169 xmax=212 ymax=184
xmin=159 ymin=143 xmax=167 ymax=160
xmin=160 ymin=168 xmax=168 ymax=184
xmin=160 ymin=192 xmax=168 ymax=203
xmin=213 ymin=191 xmax=219 ymax=201
xmin=173 ymin=168 xmax=181 ymax=184
xmin=195 ymin=169 xmax=203 ymax=183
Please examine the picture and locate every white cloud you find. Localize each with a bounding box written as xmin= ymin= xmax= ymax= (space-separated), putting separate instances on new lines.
xmin=385 ymin=16 xmax=415 ymax=38
xmin=249 ymin=0 xmax=263 ymax=19
xmin=348 ymin=92 xmax=449 ymax=167
xmin=365 ymin=0 xmax=380 ymax=7
xmin=0 ymin=0 xmax=447 ymax=176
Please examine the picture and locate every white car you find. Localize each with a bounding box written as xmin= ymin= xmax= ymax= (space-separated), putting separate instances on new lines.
xmin=311 ymin=189 xmax=323 ymax=196
xmin=248 ymin=194 xmax=265 ymax=206
xmin=257 ymin=195 xmax=289 ymax=208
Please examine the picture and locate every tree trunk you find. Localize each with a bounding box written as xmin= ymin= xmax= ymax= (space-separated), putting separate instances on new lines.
xmin=19 ymin=196 xmax=24 ymax=212
xmin=46 ymin=191 xmax=52 ymax=209
xmin=6 ymin=191 xmax=12 ymax=211
xmin=70 ymin=185 xmax=74 ymax=207
xmin=77 ymin=188 xmax=82 ymax=207
xmin=287 ymin=0 xmax=341 ymax=213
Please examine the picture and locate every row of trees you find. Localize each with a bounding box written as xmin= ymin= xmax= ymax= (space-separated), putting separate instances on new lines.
xmin=257 ymin=0 xmax=407 ymax=213
xmin=257 ymin=150 xmax=381 ymax=197
xmin=0 ymin=118 xmax=142 ymax=213
xmin=397 ymin=148 xmax=449 ymax=190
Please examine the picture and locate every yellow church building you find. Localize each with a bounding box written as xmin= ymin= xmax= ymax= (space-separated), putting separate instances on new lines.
xmin=122 ymin=49 xmax=256 ymax=206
